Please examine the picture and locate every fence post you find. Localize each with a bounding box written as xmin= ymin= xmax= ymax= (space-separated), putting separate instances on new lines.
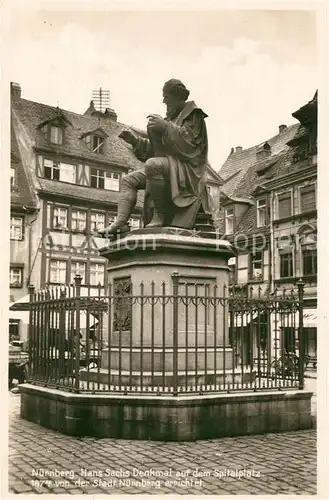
xmin=28 ymin=284 xmax=35 ymax=382
xmin=59 ymin=289 xmax=66 ymax=381
xmin=74 ymin=275 xmax=82 ymax=392
xmin=172 ymin=272 xmax=179 ymax=396
xmin=297 ymin=279 xmax=305 ymax=389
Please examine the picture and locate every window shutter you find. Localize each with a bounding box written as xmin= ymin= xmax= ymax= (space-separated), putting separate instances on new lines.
xmin=76 ymin=165 xmax=83 ymax=185
xmin=36 ymin=155 xmax=44 ymax=177
xmin=84 ymin=165 xmax=90 ymax=186
xmin=60 ymin=163 xmax=76 ymax=183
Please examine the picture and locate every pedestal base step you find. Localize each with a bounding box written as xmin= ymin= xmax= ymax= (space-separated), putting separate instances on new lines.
xmin=19 ymin=383 xmax=313 ymax=441
xmin=80 ymin=367 xmax=256 ymax=388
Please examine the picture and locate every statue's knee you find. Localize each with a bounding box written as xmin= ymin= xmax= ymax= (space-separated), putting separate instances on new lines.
xmin=145 ymin=158 xmax=163 ymax=177
xmin=122 ymin=171 xmax=140 ymax=189
xmin=145 ymin=158 xmax=159 ymax=177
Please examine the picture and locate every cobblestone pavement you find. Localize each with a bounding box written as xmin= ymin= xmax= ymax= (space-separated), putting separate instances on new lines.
xmin=8 ymin=393 xmax=316 ymax=495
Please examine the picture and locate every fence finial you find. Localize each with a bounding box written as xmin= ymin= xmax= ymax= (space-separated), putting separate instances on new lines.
xmin=74 ymin=274 xmax=83 ymax=287
xmin=297 ymin=279 xmax=305 ymax=300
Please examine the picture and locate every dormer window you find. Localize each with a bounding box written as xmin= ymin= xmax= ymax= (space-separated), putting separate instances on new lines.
xmin=84 ymin=135 xmax=104 ymax=154
xmin=42 ymin=124 xmax=63 ymax=145
xmin=50 ymin=126 xmax=63 ymax=144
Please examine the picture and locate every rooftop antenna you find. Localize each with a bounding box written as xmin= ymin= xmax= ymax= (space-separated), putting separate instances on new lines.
xmin=92 ymin=87 xmax=110 ymax=113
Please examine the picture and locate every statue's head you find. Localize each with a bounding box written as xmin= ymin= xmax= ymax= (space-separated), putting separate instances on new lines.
xmin=162 ymin=79 xmax=190 ymax=118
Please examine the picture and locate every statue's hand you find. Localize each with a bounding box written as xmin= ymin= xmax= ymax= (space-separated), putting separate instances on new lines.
xmin=147 ymin=114 xmax=167 ymax=132
xmin=119 ymin=129 xmax=138 ymax=147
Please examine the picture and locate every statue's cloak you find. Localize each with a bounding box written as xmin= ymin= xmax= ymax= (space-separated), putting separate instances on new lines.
xmin=133 ymin=101 xmax=211 ymax=229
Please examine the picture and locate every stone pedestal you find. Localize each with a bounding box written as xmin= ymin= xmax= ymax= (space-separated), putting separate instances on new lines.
xmin=20 ymin=230 xmax=313 ymax=441
xmin=80 ymin=228 xmax=253 ymax=388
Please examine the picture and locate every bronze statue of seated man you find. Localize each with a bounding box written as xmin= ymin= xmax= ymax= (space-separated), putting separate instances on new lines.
xmin=99 ymin=78 xmax=212 ymax=236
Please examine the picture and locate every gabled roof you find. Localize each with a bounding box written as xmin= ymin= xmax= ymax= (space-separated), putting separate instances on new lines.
xmin=11 ymin=118 xmax=38 ymax=210
xmin=220 ymin=192 xmax=253 ymax=205
xmin=206 ymin=163 xmax=224 ymax=185
xmin=219 ymin=123 xmax=299 ymax=197
xmin=292 ymin=90 xmax=318 ymax=125
xmin=37 ymin=111 xmax=73 ymax=129
xmin=12 ymin=97 xmax=145 ymax=171
xmin=80 ymin=127 xmax=109 ymax=139
xmin=216 ymin=93 xmax=317 ymax=238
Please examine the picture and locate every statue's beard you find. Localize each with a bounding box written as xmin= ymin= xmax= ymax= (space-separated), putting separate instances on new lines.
xmin=166 ymin=104 xmax=184 ymax=120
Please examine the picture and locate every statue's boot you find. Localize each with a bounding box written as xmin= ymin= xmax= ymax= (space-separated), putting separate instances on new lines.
xmin=145 ymin=176 xmax=166 ymax=228
xmin=99 ymin=185 xmax=137 ymax=235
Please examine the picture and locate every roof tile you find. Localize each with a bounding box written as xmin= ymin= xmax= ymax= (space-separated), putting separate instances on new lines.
xmin=219 ymin=124 xmax=299 ymax=197
xmin=13 ymin=98 xmax=144 ymax=171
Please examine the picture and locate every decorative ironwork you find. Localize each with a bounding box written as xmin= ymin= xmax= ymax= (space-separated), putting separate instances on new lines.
xmin=113 ymin=277 xmax=132 ymax=331
xmin=26 ymin=278 xmax=308 ymax=396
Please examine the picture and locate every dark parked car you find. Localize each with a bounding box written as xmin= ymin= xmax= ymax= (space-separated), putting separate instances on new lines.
xmin=8 ymin=343 xmax=28 ymax=389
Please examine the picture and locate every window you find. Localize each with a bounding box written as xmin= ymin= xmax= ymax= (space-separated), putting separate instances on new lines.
xmin=228 ymin=257 xmax=236 ymax=284
xmin=300 ymin=185 xmax=316 ymax=213
xmin=249 ymin=252 xmax=263 ymax=280
xmin=277 ymin=192 xmax=292 ymax=219
xmin=49 ymin=260 xmax=67 ymax=284
xmin=282 ymin=327 xmax=296 ymax=353
xmin=71 ymin=261 xmax=86 ymax=283
xmin=9 ymin=319 xmax=20 ymax=339
xmin=280 ymin=251 xmax=294 ymax=278
xmin=53 ymin=207 xmax=68 ymax=229
xmin=90 ymin=169 xmax=105 ymax=189
xmin=10 ymin=267 xmax=23 ymax=287
xmin=90 ymin=212 xmax=105 ymax=231
xmin=129 ymin=218 xmax=141 ymax=230
xmin=85 ymin=135 xmax=104 ymax=154
xmin=50 ymin=126 xmax=63 ymax=145
xmin=10 ymin=216 xmax=23 ymax=240
xmin=10 ymin=168 xmax=16 ymax=189
xmin=256 ymin=198 xmax=267 ymax=227
xmin=71 ymin=210 xmax=86 ymax=231
xmin=42 ymin=124 xmax=64 ymax=145
xmin=43 ymin=159 xmax=75 ymax=183
xmin=90 ymin=263 xmax=105 ymax=286
xmin=44 ymin=159 xmax=60 ymax=180
xmin=225 ymin=208 xmax=234 ymax=235
xmin=302 ymin=248 xmax=317 ymax=276
xmin=105 ymin=172 xmax=120 ymax=191
xmin=90 ymin=169 xmax=119 ymax=190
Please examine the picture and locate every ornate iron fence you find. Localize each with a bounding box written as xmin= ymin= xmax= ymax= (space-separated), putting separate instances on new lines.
xmin=26 ymin=275 xmax=306 ymax=395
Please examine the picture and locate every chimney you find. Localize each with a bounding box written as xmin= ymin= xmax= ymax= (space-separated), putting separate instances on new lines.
xmin=230 ymin=147 xmax=234 ymax=155
xmin=104 ymin=107 xmax=117 ymax=122
xmin=279 ymin=124 xmax=287 ymax=133
xmin=235 ymin=146 xmax=243 ymax=153
xmin=84 ymin=100 xmax=96 ymax=116
xmin=256 ymin=141 xmax=271 ymax=160
xmin=11 ymin=82 xmax=21 ymax=100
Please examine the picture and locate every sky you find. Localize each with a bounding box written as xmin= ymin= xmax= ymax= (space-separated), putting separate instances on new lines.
xmin=6 ymin=6 xmax=318 ymax=170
